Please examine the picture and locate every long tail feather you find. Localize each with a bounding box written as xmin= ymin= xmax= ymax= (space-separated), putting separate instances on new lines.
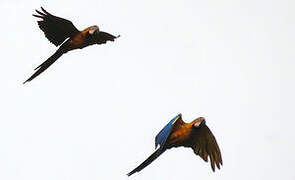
xmin=23 ymin=49 xmax=64 ymax=84
xmin=127 ymin=148 xmax=165 ymax=176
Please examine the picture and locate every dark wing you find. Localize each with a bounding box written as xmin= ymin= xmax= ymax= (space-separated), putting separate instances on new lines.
xmin=127 ymin=148 xmax=165 ymax=176
xmin=89 ymin=31 xmax=120 ymax=45
xmin=155 ymin=114 xmax=183 ymax=149
xmin=190 ymin=124 xmax=222 ymax=172
xmin=33 ymin=7 xmax=80 ymax=46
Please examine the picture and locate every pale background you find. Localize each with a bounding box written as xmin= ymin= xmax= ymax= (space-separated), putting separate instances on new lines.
xmin=1 ymin=0 xmax=295 ymax=180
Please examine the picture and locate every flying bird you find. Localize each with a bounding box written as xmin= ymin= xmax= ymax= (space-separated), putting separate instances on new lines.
xmin=127 ymin=114 xmax=222 ymax=176
xmin=23 ymin=7 xmax=120 ymax=84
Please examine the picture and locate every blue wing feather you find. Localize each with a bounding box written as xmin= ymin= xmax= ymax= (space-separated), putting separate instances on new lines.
xmin=155 ymin=114 xmax=182 ymax=149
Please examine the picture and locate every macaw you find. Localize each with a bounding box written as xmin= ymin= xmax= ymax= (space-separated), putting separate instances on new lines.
xmin=23 ymin=7 xmax=120 ymax=84
xmin=127 ymin=114 xmax=222 ymax=176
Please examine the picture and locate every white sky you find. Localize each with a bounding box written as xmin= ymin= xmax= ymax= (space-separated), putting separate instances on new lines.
xmin=1 ymin=0 xmax=295 ymax=180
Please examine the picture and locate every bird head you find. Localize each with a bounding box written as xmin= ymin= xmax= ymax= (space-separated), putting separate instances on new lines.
xmin=88 ymin=25 xmax=99 ymax=34
xmin=192 ymin=117 xmax=206 ymax=128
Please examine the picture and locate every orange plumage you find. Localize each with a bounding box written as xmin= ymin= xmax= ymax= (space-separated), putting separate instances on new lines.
xmin=127 ymin=114 xmax=222 ymax=176
xmin=24 ymin=7 xmax=119 ymax=83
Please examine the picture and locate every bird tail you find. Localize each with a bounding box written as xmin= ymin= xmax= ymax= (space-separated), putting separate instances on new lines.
xmin=23 ymin=48 xmax=64 ymax=84
xmin=127 ymin=148 xmax=165 ymax=176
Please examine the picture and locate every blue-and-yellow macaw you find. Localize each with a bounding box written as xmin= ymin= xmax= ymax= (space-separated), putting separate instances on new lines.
xmin=127 ymin=114 xmax=222 ymax=176
xmin=23 ymin=7 xmax=120 ymax=83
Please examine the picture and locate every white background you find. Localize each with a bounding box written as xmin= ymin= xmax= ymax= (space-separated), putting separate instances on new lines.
xmin=1 ymin=0 xmax=295 ymax=180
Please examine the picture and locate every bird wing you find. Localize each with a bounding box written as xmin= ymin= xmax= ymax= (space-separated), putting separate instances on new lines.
xmin=88 ymin=31 xmax=120 ymax=45
xmin=127 ymin=148 xmax=165 ymax=176
xmin=190 ymin=124 xmax=222 ymax=172
xmin=155 ymin=114 xmax=184 ymax=149
xmin=33 ymin=7 xmax=80 ymax=46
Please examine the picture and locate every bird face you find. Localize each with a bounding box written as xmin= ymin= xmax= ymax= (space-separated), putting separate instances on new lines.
xmin=193 ymin=117 xmax=206 ymax=128
xmin=88 ymin=25 xmax=99 ymax=34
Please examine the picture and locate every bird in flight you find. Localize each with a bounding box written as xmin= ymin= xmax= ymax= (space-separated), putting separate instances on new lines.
xmin=24 ymin=7 xmax=120 ymax=84
xmin=127 ymin=114 xmax=222 ymax=176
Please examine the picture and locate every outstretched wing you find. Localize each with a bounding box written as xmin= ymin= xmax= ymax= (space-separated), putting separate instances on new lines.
xmin=89 ymin=31 xmax=120 ymax=45
xmin=155 ymin=114 xmax=184 ymax=149
xmin=191 ymin=124 xmax=222 ymax=172
xmin=33 ymin=7 xmax=80 ymax=46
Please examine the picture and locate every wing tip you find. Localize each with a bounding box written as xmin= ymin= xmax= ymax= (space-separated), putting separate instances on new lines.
xmin=40 ymin=7 xmax=48 ymax=14
xmin=32 ymin=14 xmax=42 ymax=18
